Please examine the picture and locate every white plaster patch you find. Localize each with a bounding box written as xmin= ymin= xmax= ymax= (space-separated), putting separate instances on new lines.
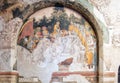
xmin=93 ymin=7 xmax=106 ymax=26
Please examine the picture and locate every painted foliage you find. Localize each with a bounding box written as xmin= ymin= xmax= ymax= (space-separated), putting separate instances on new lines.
xmin=17 ymin=7 xmax=97 ymax=83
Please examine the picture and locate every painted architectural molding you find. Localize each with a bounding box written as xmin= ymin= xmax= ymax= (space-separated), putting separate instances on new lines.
xmin=89 ymin=0 xmax=120 ymax=26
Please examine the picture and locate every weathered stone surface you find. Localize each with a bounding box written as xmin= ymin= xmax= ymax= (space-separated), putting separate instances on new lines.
xmin=0 ymin=0 xmax=120 ymax=83
xmin=0 ymin=17 xmax=23 ymax=49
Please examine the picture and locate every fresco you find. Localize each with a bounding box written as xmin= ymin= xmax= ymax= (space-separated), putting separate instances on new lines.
xmin=17 ymin=7 xmax=97 ymax=83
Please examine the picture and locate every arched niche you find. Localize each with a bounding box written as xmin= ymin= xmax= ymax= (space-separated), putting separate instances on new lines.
xmin=16 ymin=1 xmax=103 ymax=83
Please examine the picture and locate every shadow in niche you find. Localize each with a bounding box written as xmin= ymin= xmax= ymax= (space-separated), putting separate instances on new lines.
xmin=118 ymin=66 xmax=120 ymax=83
xmin=55 ymin=2 xmax=64 ymax=8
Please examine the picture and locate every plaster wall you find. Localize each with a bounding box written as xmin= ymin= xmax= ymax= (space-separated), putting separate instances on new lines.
xmin=0 ymin=0 xmax=120 ymax=83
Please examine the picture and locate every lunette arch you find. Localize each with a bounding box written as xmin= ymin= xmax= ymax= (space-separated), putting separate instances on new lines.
xmin=16 ymin=1 xmax=103 ymax=83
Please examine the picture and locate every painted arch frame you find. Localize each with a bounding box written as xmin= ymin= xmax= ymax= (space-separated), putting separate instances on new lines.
xmin=16 ymin=1 xmax=103 ymax=83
